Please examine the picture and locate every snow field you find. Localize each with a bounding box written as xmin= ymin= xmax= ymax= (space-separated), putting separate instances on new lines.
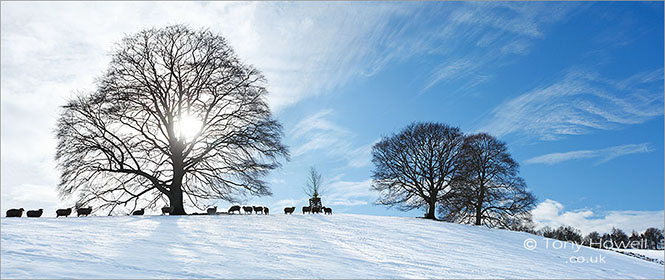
xmin=1 ymin=214 xmax=663 ymax=278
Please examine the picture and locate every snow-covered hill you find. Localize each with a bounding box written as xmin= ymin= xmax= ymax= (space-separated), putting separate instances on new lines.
xmin=614 ymin=249 xmax=665 ymax=263
xmin=1 ymin=214 xmax=662 ymax=278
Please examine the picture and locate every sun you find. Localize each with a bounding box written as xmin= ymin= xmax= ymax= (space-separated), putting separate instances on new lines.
xmin=176 ymin=114 xmax=202 ymax=140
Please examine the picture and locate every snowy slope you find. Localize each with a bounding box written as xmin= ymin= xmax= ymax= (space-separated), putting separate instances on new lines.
xmin=615 ymin=249 xmax=665 ymax=262
xmin=1 ymin=214 xmax=663 ymax=278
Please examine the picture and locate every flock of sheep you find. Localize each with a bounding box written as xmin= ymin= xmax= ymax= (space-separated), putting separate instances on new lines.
xmin=5 ymin=205 xmax=333 ymax=217
xmin=285 ymin=206 xmax=333 ymax=215
xmin=5 ymin=207 xmax=93 ymax=218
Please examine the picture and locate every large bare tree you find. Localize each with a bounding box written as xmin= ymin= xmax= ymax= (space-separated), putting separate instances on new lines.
xmin=56 ymin=25 xmax=289 ymax=215
xmin=371 ymin=122 xmax=465 ymax=219
xmin=441 ymin=133 xmax=535 ymax=228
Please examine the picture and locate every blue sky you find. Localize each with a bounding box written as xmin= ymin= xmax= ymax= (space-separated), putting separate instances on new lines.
xmin=263 ymin=2 xmax=664 ymax=227
xmin=1 ymin=1 xmax=662 ymax=233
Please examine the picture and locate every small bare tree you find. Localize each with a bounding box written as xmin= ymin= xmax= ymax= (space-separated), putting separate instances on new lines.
xmin=440 ymin=133 xmax=535 ymax=228
xmin=303 ymin=167 xmax=324 ymax=199
xmin=56 ymin=25 xmax=289 ymax=215
xmin=371 ymin=122 xmax=465 ymax=219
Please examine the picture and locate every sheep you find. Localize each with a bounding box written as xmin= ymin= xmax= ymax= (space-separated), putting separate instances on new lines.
xmin=228 ymin=205 xmax=241 ymax=214
xmin=77 ymin=207 xmax=92 ymax=217
xmin=312 ymin=206 xmax=322 ymax=214
xmin=161 ymin=206 xmax=174 ymax=215
xmin=6 ymin=208 xmax=24 ymax=218
xmin=132 ymin=208 xmax=145 ymax=216
xmin=302 ymin=206 xmax=311 ymax=214
xmin=253 ymin=206 xmax=264 ymax=215
xmin=264 ymin=207 xmax=269 ymax=215
xmin=56 ymin=208 xmax=72 ymax=217
xmin=242 ymin=206 xmax=253 ymax=214
xmin=27 ymin=209 xmax=43 ymax=218
xmin=323 ymin=207 xmax=332 ymax=215
xmin=207 ymin=206 xmax=217 ymax=215
xmin=284 ymin=207 xmax=295 ymax=215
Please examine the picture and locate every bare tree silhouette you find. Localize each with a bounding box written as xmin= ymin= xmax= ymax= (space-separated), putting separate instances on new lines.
xmin=303 ymin=166 xmax=324 ymax=199
xmin=56 ymin=25 xmax=289 ymax=215
xmin=371 ymin=122 xmax=465 ymax=220
xmin=441 ymin=133 xmax=535 ymax=228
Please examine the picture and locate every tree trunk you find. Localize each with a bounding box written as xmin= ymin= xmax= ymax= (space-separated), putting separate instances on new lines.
xmin=474 ymin=205 xmax=482 ymax=225
xmin=425 ymin=199 xmax=437 ymax=220
xmin=169 ymin=169 xmax=187 ymax=215
xmin=170 ymin=186 xmax=186 ymax=215
xmin=475 ymin=185 xmax=485 ymax=225
xmin=169 ymin=141 xmax=187 ymax=215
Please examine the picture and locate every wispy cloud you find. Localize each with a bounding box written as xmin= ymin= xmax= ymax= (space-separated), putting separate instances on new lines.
xmin=525 ymin=143 xmax=651 ymax=165
xmin=289 ymin=110 xmax=375 ymax=169
xmin=478 ymin=68 xmax=664 ymax=140
xmin=264 ymin=179 xmax=377 ymax=211
xmin=289 ymin=110 xmax=345 ymax=143
xmin=532 ymin=199 xmax=664 ymax=234
xmin=500 ymin=40 xmax=531 ymax=55
xmin=423 ymin=60 xmax=474 ymax=91
xmin=417 ymin=2 xmax=580 ymax=93
xmin=325 ymin=179 xmax=376 ymax=207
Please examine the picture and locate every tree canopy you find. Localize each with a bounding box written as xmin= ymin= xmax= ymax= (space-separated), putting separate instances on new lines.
xmin=441 ymin=133 xmax=536 ymax=228
xmin=56 ymin=25 xmax=289 ymax=215
xmin=371 ymin=122 xmax=465 ymax=219
xmin=371 ymin=122 xmax=535 ymax=225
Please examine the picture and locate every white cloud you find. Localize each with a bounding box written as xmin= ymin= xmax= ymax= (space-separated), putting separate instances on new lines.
xmin=532 ymin=199 xmax=664 ymax=235
xmin=478 ymin=68 xmax=664 ymax=140
xmin=418 ymin=2 xmax=579 ymax=92
xmin=595 ymin=143 xmax=651 ymax=164
xmin=289 ymin=110 xmax=375 ymax=169
xmin=500 ymin=40 xmax=531 ymax=55
xmin=423 ymin=60 xmax=474 ymax=91
xmin=525 ymin=143 xmax=651 ymax=165
xmin=289 ymin=110 xmax=343 ymax=139
xmin=325 ymin=179 xmax=376 ymax=207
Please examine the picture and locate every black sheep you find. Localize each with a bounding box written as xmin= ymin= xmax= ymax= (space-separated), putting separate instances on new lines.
xmin=312 ymin=206 xmax=321 ymax=214
xmin=77 ymin=207 xmax=92 ymax=217
xmin=228 ymin=205 xmax=241 ymax=214
xmin=264 ymin=207 xmax=269 ymax=215
xmin=207 ymin=206 xmax=217 ymax=215
xmin=284 ymin=207 xmax=295 ymax=215
xmin=6 ymin=208 xmax=24 ymax=217
xmin=323 ymin=207 xmax=332 ymax=215
xmin=242 ymin=206 xmax=253 ymax=214
xmin=27 ymin=209 xmax=43 ymax=217
xmin=161 ymin=206 xmax=174 ymax=215
xmin=132 ymin=208 xmax=145 ymax=216
xmin=56 ymin=208 xmax=72 ymax=217
xmin=302 ymin=206 xmax=311 ymax=214
xmin=253 ymin=206 xmax=264 ymax=215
